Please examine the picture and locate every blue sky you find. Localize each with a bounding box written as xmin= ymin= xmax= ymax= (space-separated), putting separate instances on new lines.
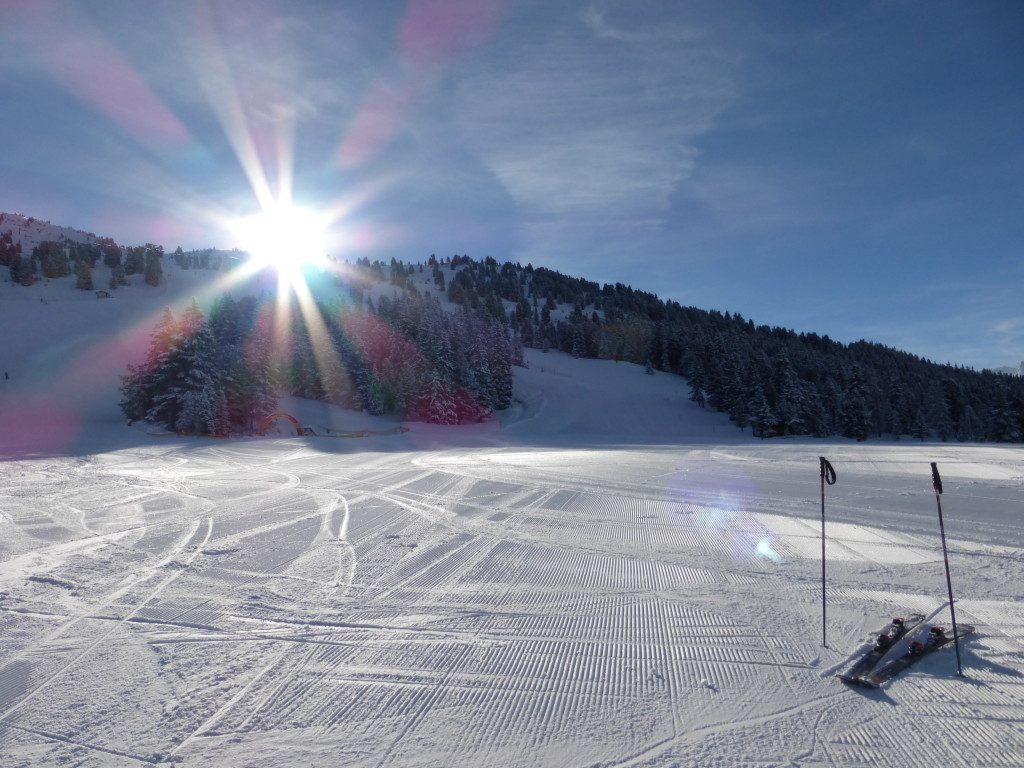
xmin=1 ymin=0 xmax=1021 ymax=370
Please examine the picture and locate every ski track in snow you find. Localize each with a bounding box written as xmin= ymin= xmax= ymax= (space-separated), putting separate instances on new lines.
xmin=1 ymin=427 xmax=1022 ymax=767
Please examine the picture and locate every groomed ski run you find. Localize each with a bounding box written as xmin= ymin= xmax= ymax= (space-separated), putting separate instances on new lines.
xmin=1 ymin=348 xmax=1022 ymax=767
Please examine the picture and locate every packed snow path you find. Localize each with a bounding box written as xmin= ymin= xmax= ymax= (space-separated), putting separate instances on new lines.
xmin=1 ymin=434 xmax=1022 ymax=767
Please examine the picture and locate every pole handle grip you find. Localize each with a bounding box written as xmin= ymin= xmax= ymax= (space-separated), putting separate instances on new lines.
xmin=931 ymin=462 xmax=943 ymax=494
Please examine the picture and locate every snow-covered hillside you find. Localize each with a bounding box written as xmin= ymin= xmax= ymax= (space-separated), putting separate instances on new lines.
xmin=0 ymin=212 xmax=100 ymax=253
xmin=1 ymin=248 xmax=1023 ymax=767
xmin=995 ymin=361 xmax=1024 ymax=377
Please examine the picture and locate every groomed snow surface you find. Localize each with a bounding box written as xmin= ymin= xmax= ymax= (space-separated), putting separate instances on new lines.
xmin=1 ymin=270 xmax=1024 ymax=767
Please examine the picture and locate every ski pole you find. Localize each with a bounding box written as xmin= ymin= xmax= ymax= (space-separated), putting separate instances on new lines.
xmin=820 ymin=457 xmax=836 ymax=648
xmin=931 ymin=462 xmax=964 ymax=677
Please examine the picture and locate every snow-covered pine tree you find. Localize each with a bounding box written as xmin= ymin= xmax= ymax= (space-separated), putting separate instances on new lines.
xmin=985 ymin=387 xmax=1021 ymax=442
xmin=75 ymin=259 xmax=93 ymax=291
xmin=137 ymin=301 xmax=216 ymax=432
xmin=925 ymin=380 xmax=954 ymax=442
xmin=124 ymin=247 xmax=145 ymax=276
xmin=414 ymin=369 xmax=458 ymax=424
xmin=120 ymin=307 xmax=181 ymax=423
xmin=144 ymin=250 xmax=163 ymax=286
xmin=165 ymin=321 xmax=220 ymax=434
xmin=485 ymin=323 xmax=513 ymax=411
xmin=840 ymin=384 xmax=871 ymax=442
xmin=9 ymin=253 xmax=36 ymax=286
xmin=109 ymin=264 xmax=127 ymax=289
xmin=750 ymin=391 xmax=775 ymax=438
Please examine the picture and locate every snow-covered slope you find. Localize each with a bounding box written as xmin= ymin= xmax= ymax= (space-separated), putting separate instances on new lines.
xmin=506 ymin=348 xmax=734 ymax=446
xmin=0 ymin=248 xmax=731 ymax=456
xmin=1 ymin=252 xmax=1023 ymax=767
xmin=994 ymin=361 xmax=1024 ymax=377
xmin=0 ymin=256 xmax=255 ymax=457
xmin=0 ymin=212 xmax=100 ymax=252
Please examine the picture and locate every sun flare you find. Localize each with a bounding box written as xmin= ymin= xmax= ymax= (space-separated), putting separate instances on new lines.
xmin=231 ymin=203 xmax=329 ymax=274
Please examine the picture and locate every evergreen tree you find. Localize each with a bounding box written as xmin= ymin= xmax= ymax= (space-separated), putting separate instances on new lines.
xmin=35 ymin=241 xmax=70 ymax=278
xmin=144 ymin=250 xmax=163 ymax=286
xmin=213 ymin=391 xmax=232 ymax=437
xmin=0 ymin=230 xmax=17 ymax=267
xmin=75 ymin=260 xmax=93 ymax=291
xmin=571 ymin=323 xmax=587 ymax=358
xmin=10 ymin=253 xmax=35 ymax=286
xmin=985 ymin=388 xmax=1021 ymax=442
xmin=750 ymin=392 xmax=774 ymax=438
xmin=910 ymin=410 xmax=930 ymax=441
xmin=686 ymin=359 xmax=707 ymax=408
xmin=161 ymin=319 xmax=219 ymax=433
xmin=802 ymin=397 xmax=831 ymax=438
xmin=926 ymin=380 xmax=954 ymax=441
xmin=840 ymin=390 xmax=871 ymax=441
xmin=139 ymin=301 xmax=210 ymax=431
xmin=109 ymin=264 xmax=128 ymax=289
xmin=414 ymin=369 xmax=458 ymax=424
xmin=511 ymin=333 xmax=526 ymax=368
xmin=957 ymin=404 xmax=983 ymax=442
xmin=101 ymin=240 xmax=122 ymax=268
xmin=120 ymin=307 xmax=181 ymax=423
xmin=837 ymin=367 xmax=872 ymax=441
xmin=124 ymin=247 xmax=146 ymax=276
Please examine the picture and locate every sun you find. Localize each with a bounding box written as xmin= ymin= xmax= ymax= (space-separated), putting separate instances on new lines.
xmin=230 ymin=203 xmax=329 ymax=275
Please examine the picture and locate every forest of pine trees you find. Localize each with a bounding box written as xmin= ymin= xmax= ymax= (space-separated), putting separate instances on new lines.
xmin=3 ymin=235 xmax=167 ymax=291
xmin=119 ymin=288 xmax=516 ymax=434
xmin=437 ymin=256 xmax=1024 ymax=443
xmin=116 ymin=251 xmax=1023 ymax=441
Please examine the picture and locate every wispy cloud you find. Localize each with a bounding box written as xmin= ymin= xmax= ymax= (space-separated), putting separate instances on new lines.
xmin=579 ymin=4 xmax=653 ymax=43
xmin=679 ymin=163 xmax=842 ymax=234
xmin=991 ymin=317 xmax=1024 ymax=366
xmin=454 ymin=3 xmax=738 ymax=260
xmin=579 ymin=1 xmax=701 ymax=44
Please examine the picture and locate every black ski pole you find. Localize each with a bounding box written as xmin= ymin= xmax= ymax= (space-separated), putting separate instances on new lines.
xmin=931 ymin=462 xmax=964 ymax=677
xmin=820 ymin=457 xmax=836 ymax=648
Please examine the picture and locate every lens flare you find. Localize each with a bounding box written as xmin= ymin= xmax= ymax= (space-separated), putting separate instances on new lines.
xmin=755 ymin=539 xmax=782 ymax=562
xmin=230 ymin=203 xmax=328 ymax=276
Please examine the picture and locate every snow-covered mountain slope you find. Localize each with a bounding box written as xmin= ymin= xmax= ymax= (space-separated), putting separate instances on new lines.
xmin=0 ymin=245 xmax=707 ymax=454
xmin=1 ymin=244 xmax=1024 ymax=766
xmin=0 ymin=256 xmax=257 ymax=456
xmin=0 ymin=211 xmax=100 ymax=252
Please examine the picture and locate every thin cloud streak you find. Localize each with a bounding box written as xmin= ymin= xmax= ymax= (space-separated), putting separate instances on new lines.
xmin=456 ymin=5 xmax=738 ymax=266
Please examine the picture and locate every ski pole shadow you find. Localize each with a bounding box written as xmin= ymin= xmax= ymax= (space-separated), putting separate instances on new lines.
xmin=879 ymin=645 xmax=1004 ymax=692
xmin=838 ymin=681 xmax=898 ymax=705
xmin=955 ymin=643 xmax=1022 ymax=683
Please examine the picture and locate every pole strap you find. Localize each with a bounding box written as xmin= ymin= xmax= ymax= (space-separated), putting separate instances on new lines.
xmin=820 ymin=457 xmax=836 ymax=485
